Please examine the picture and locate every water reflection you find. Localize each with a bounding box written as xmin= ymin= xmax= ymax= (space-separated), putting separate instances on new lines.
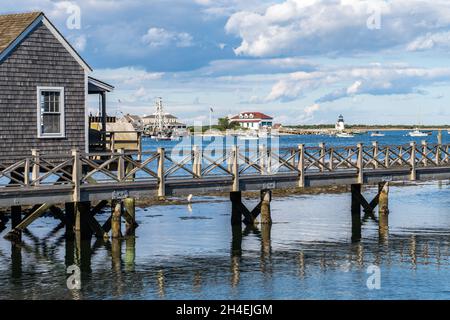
xmin=1 ymin=182 xmax=450 ymax=299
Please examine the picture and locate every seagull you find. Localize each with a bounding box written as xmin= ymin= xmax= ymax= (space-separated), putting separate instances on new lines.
xmin=187 ymin=194 xmax=193 ymax=203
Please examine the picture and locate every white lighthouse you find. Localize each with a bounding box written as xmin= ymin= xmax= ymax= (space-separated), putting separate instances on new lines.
xmin=335 ymin=114 xmax=345 ymax=131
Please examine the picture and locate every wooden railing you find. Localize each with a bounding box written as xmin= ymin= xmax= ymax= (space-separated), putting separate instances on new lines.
xmin=1 ymin=142 xmax=450 ymax=198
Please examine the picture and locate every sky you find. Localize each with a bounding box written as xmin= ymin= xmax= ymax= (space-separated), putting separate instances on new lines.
xmin=3 ymin=0 xmax=450 ymax=125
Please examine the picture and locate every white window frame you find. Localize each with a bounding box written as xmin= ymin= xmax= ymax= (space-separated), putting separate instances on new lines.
xmin=37 ymin=86 xmax=65 ymax=138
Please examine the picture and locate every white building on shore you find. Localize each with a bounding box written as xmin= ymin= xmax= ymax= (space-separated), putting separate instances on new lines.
xmin=229 ymin=112 xmax=273 ymax=130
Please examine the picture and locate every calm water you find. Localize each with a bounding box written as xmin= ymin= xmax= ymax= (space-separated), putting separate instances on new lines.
xmin=0 ymin=132 xmax=449 ymax=300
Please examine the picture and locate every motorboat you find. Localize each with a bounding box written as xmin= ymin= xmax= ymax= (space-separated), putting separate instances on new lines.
xmin=408 ymin=129 xmax=428 ymax=137
xmin=336 ymin=132 xmax=355 ymax=138
xmin=370 ymin=131 xmax=385 ymax=137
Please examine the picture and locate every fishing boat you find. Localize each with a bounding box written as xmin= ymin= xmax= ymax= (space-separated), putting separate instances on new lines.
xmin=408 ymin=129 xmax=428 ymax=137
xmin=370 ymin=131 xmax=385 ymax=137
xmin=336 ymin=132 xmax=354 ymax=138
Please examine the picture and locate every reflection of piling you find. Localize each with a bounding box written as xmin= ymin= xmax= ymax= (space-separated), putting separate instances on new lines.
xmin=125 ymin=236 xmax=136 ymax=272
xmin=351 ymin=184 xmax=362 ymax=242
xmin=231 ymin=225 xmax=242 ymax=256
xmin=111 ymin=239 xmax=122 ymax=273
xmin=261 ymin=224 xmax=272 ymax=256
xmin=297 ymin=251 xmax=305 ymax=278
xmin=157 ymin=270 xmax=165 ymax=298
xmin=231 ymin=255 xmax=240 ymax=288
xmin=11 ymin=243 xmax=22 ymax=279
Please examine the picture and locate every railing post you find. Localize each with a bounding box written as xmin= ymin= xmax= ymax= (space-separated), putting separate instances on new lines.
xmin=319 ymin=142 xmax=325 ymax=172
xmin=357 ymin=143 xmax=364 ymax=184
xmin=385 ymin=146 xmax=390 ymax=168
xmin=372 ymin=141 xmax=379 ymax=169
xmin=157 ymin=147 xmax=165 ymax=199
xmin=298 ymin=144 xmax=305 ymax=188
xmin=72 ymin=149 xmax=81 ymax=202
xmin=422 ymin=140 xmax=428 ymax=167
xmin=259 ymin=144 xmax=267 ymax=174
xmin=410 ymin=142 xmax=416 ymax=181
xmin=24 ymin=158 xmax=30 ymax=186
xmin=328 ymin=147 xmax=334 ymax=170
xmin=137 ymin=132 xmax=142 ymax=162
xmin=193 ymin=145 xmax=202 ymax=178
xmin=232 ymin=145 xmax=239 ymax=192
xmin=117 ymin=148 xmax=125 ymax=181
xmin=110 ymin=132 xmax=115 ymax=154
xmin=436 ymin=140 xmax=441 ymax=166
xmin=31 ymin=149 xmax=39 ymax=185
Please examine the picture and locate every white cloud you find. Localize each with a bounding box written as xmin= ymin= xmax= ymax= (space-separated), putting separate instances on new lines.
xmin=225 ymin=0 xmax=450 ymax=57
xmin=93 ymin=67 xmax=164 ymax=86
xmin=266 ymin=65 xmax=450 ymax=103
xmin=142 ymin=27 xmax=193 ymax=48
xmin=72 ymin=35 xmax=86 ymax=51
xmin=407 ymin=31 xmax=450 ymax=51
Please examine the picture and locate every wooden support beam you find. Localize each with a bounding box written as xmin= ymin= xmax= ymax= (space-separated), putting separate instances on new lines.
xmin=4 ymin=203 xmax=51 ymax=240
xmin=49 ymin=206 xmax=66 ymax=222
xmin=91 ymin=200 xmax=109 ymax=216
xmin=102 ymin=217 xmax=112 ymax=233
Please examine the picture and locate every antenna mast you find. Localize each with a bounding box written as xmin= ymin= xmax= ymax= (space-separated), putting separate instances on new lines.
xmin=154 ymin=97 xmax=166 ymax=133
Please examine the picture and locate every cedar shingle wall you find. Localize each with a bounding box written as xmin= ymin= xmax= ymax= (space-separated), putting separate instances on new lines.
xmin=0 ymin=22 xmax=86 ymax=162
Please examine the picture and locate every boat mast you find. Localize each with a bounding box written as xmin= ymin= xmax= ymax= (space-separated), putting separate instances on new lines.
xmin=154 ymin=97 xmax=166 ymax=134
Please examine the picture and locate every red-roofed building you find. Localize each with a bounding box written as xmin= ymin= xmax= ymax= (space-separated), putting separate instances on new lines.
xmin=229 ymin=112 xmax=274 ymax=130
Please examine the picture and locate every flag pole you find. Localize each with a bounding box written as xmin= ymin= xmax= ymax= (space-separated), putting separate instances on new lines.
xmin=209 ymin=107 xmax=213 ymax=131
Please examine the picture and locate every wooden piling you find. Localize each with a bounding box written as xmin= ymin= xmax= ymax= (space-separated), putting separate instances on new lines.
xmin=230 ymin=191 xmax=242 ymax=226
xmin=351 ymin=184 xmax=362 ymax=242
xmin=11 ymin=206 xmax=21 ymax=240
xmin=111 ymin=201 xmax=122 ymax=238
xmin=260 ymin=189 xmax=272 ymax=225
xmin=378 ymin=182 xmax=389 ymax=242
xmin=378 ymin=182 xmax=389 ymax=216
xmin=124 ymin=198 xmax=136 ymax=236
xmin=75 ymin=202 xmax=92 ymax=240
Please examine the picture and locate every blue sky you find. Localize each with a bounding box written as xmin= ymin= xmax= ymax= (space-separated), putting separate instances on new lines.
xmin=4 ymin=0 xmax=450 ymax=125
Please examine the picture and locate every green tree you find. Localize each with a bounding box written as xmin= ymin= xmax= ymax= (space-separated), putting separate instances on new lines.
xmin=217 ymin=117 xmax=240 ymax=130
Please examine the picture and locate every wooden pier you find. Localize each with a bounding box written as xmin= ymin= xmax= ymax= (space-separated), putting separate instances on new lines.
xmin=1 ymin=141 xmax=450 ymax=242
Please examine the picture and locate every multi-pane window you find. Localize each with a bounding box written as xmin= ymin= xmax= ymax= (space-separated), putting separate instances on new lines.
xmin=37 ymin=87 xmax=65 ymax=137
